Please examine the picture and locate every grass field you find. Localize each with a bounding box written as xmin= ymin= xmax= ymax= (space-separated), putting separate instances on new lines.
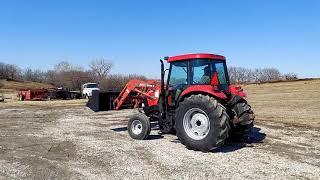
xmin=0 ymin=79 xmax=53 ymax=90
xmin=0 ymin=79 xmax=319 ymax=179
xmin=245 ymin=79 xmax=320 ymax=128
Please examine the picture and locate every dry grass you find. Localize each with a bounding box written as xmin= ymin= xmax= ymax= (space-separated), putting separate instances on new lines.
xmin=244 ymin=79 xmax=320 ymax=128
xmin=0 ymin=79 xmax=54 ymax=101
xmin=0 ymin=79 xmax=53 ymax=90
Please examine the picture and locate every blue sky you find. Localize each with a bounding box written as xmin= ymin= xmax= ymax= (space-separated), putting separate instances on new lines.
xmin=0 ymin=0 xmax=319 ymax=78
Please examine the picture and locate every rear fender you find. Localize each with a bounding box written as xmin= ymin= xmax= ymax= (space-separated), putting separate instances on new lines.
xmin=228 ymin=85 xmax=247 ymax=98
xmin=177 ymin=85 xmax=227 ymax=105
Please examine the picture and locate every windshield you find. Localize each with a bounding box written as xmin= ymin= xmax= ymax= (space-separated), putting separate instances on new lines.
xmin=190 ymin=59 xmax=229 ymax=85
xmin=168 ymin=59 xmax=229 ymax=91
xmin=190 ymin=59 xmax=210 ymax=84
xmin=87 ymin=84 xmax=98 ymax=88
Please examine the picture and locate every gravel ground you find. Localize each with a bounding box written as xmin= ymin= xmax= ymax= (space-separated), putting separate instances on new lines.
xmin=0 ymin=104 xmax=319 ymax=179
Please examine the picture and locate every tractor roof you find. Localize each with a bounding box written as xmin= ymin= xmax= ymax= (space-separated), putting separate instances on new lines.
xmin=167 ymin=53 xmax=225 ymax=63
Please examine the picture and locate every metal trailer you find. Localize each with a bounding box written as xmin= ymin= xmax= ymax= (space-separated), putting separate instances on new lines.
xmin=47 ymin=88 xmax=83 ymax=100
xmin=17 ymin=89 xmax=48 ymax=101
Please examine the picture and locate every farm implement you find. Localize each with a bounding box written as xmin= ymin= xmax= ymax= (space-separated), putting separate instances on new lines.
xmin=17 ymin=89 xmax=48 ymax=101
xmin=17 ymin=88 xmax=82 ymax=101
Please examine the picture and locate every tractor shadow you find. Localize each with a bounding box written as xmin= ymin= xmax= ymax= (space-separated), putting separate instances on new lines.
xmin=112 ymin=124 xmax=266 ymax=150
xmin=170 ymin=127 xmax=266 ymax=152
xmin=213 ymin=127 xmax=266 ymax=153
xmin=111 ymin=122 xmax=164 ymax=140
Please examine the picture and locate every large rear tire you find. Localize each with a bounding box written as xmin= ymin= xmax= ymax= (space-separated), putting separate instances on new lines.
xmin=229 ymin=99 xmax=255 ymax=140
xmin=128 ymin=113 xmax=151 ymax=140
xmin=175 ymin=94 xmax=230 ymax=152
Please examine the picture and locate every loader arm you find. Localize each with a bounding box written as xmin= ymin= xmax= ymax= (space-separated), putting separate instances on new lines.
xmin=113 ymin=79 xmax=161 ymax=110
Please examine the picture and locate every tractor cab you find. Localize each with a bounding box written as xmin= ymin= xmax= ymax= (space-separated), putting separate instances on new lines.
xmin=165 ymin=53 xmax=230 ymax=107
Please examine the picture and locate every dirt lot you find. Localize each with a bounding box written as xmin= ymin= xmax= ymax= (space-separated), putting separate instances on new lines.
xmin=0 ymin=80 xmax=319 ymax=179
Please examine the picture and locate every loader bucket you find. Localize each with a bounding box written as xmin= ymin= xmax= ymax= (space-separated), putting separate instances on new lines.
xmin=86 ymin=90 xmax=120 ymax=112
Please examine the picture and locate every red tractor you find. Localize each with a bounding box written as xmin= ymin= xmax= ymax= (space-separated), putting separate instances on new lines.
xmin=107 ymin=53 xmax=254 ymax=152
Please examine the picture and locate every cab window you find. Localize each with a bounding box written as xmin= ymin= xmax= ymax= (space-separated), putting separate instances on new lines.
xmin=211 ymin=62 xmax=228 ymax=85
xmin=190 ymin=59 xmax=210 ymax=84
xmin=168 ymin=61 xmax=188 ymax=87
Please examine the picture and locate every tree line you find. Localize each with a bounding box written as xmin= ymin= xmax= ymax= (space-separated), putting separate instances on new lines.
xmin=0 ymin=60 xmax=298 ymax=90
xmin=0 ymin=59 xmax=146 ymax=91
xmin=228 ymin=66 xmax=297 ymax=84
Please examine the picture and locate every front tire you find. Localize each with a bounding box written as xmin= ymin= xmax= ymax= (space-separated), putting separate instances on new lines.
xmin=128 ymin=113 xmax=151 ymax=140
xmin=175 ymin=94 xmax=230 ymax=152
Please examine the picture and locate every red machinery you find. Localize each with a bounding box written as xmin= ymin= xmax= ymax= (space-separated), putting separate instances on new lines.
xmin=17 ymin=89 xmax=48 ymax=101
xmin=93 ymin=53 xmax=255 ymax=152
xmin=113 ymin=79 xmax=161 ymax=110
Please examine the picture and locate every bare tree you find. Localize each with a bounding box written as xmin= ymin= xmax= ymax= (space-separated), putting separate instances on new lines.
xmin=99 ymin=74 xmax=147 ymax=91
xmin=45 ymin=70 xmax=57 ymax=85
xmin=227 ymin=66 xmax=237 ymax=84
xmin=259 ymin=68 xmax=281 ymax=82
xmin=23 ymin=68 xmax=47 ymax=83
xmin=89 ymin=58 xmax=112 ymax=82
xmin=283 ymin=73 xmax=298 ymax=80
xmin=54 ymin=61 xmax=72 ymax=72
xmin=228 ymin=66 xmax=283 ymax=84
xmin=228 ymin=66 xmax=254 ymax=84
xmin=45 ymin=61 xmax=94 ymax=90
xmin=54 ymin=61 xmax=83 ymax=72
xmin=0 ymin=62 xmax=22 ymax=80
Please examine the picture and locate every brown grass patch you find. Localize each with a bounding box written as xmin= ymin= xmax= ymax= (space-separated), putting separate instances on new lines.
xmin=244 ymin=79 xmax=320 ymax=128
xmin=0 ymin=79 xmax=53 ymax=90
